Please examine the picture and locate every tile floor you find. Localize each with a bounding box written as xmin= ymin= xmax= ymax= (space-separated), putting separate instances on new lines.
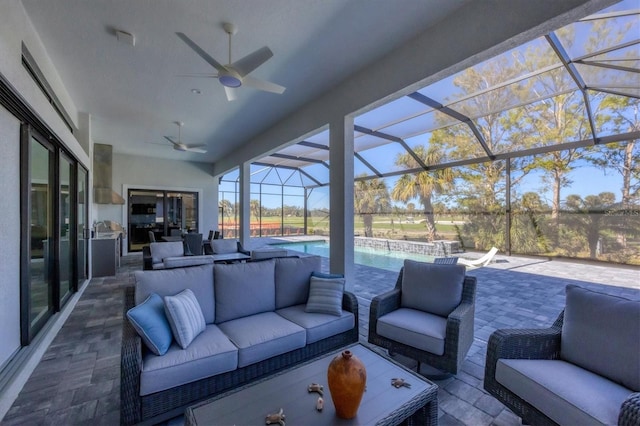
xmin=1 ymin=241 xmax=638 ymax=425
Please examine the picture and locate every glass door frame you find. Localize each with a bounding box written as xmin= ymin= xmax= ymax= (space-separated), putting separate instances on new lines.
xmin=58 ymin=150 xmax=77 ymax=306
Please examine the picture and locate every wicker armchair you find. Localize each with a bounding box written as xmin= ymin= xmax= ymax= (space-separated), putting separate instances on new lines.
xmin=485 ymin=287 xmax=640 ymax=426
xmin=368 ymin=261 xmax=476 ymax=375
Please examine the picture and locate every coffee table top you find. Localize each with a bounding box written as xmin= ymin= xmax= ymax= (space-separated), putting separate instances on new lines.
xmin=185 ymin=344 xmax=438 ymax=426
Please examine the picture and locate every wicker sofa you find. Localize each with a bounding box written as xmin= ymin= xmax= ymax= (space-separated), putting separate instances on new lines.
xmin=484 ymin=284 xmax=640 ymax=426
xmin=121 ymin=256 xmax=359 ymax=425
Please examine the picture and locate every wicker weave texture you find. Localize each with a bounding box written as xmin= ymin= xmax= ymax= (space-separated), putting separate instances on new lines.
xmin=368 ymin=267 xmax=476 ymax=375
xmin=121 ymin=287 xmax=359 ymax=425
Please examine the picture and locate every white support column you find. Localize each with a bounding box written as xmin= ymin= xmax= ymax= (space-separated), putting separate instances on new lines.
xmin=239 ymin=161 xmax=251 ymax=247
xmin=329 ymin=116 xmax=355 ymax=291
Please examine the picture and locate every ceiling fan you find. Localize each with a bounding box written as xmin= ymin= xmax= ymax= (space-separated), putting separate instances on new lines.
xmin=164 ymin=122 xmax=207 ymax=153
xmin=176 ymin=23 xmax=285 ymax=101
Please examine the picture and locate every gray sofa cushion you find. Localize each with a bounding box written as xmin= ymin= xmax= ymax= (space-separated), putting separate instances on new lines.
xmin=163 ymin=255 xmax=214 ymax=269
xmin=277 ymin=304 xmax=355 ymax=344
xmin=274 ymin=256 xmax=322 ymax=309
xmin=401 ymin=260 xmax=465 ymax=317
xmin=210 ymin=239 xmax=238 ymax=254
xmin=214 ymin=260 xmax=276 ymax=323
xmin=376 ymin=308 xmax=447 ymax=355
xmin=496 ymin=359 xmax=632 ymax=426
xmin=218 ymin=312 xmax=306 ymax=368
xmin=561 ymin=284 xmax=640 ymax=391
xmin=149 ymin=241 xmax=183 ymax=264
xmin=134 ymin=264 xmax=215 ymax=324
xmin=140 ymin=324 xmax=238 ymax=396
xmin=251 ymin=248 xmax=288 ymax=260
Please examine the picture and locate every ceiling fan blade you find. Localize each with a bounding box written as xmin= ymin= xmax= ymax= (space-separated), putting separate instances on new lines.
xmin=224 ymin=86 xmax=238 ymax=101
xmin=242 ymin=75 xmax=286 ymax=94
xmin=176 ymin=32 xmax=227 ymax=73
xmin=231 ymin=46 xmax=273 ymax=77
xmin=185 ymin=145 xmax=207 ymax=153
xmin=176 ymin=73 xmax=219 ymax=78
xmin=164 ymin=136 xmax=180 ymax=147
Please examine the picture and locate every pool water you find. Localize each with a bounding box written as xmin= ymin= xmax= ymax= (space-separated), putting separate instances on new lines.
xmin=272 ymin=240 xmax=434 ymax=272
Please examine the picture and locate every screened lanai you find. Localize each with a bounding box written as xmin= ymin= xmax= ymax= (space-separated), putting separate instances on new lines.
xmin=220 ymin=0 xmax=639 ymax=265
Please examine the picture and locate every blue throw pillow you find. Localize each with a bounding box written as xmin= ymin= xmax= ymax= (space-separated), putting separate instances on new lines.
xmin=126 ymin=293 xmax=173 ymax=356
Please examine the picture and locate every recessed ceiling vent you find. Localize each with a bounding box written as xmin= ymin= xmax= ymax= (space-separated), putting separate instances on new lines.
xmin=93 ymin=143 xmax=125 ymax=204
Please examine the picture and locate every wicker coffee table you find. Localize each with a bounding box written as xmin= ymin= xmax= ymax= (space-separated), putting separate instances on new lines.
xmin=185 ymin=344 xmax=438 ymax=426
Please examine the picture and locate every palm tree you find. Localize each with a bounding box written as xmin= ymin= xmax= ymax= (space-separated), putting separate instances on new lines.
xmin=354 ymin=176 xmax=391 ymax=238
xmin=391 ymin=145 xmax=454 ymax=241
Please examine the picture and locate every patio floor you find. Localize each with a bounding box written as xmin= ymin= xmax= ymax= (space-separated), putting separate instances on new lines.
xmin=2 ymin=240 xmax=638 ymax=426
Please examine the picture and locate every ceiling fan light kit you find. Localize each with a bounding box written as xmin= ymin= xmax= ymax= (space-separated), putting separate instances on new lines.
xmin=176 ymin=22 xmax=285 ymax=101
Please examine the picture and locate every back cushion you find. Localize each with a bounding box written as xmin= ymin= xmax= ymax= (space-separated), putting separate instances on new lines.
xmin=134 ymin=264 xmax=215 ymax=324
xmin=214 ymin=260 xmax=276 ymax=323
xmin=211 ymin=239 xmax=238 ymax=254
xmin=400 ymin=260 xmax=465 ymax=317
xmin=561 ymin=285 xmax=640 ymax=391
xmin=149 ymin=241 xmax=183 ymax=264
xmin=274 ymin=256 xmax=322 ymax=309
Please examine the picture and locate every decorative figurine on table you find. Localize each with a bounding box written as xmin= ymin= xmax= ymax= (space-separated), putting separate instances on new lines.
xmin=391 ymin=378 xmax=411 ymax=388
xmin=307 ymin=383 xmax=324 ymax=396
xmin=265 ymin=408 xmax=285 ymax=426
xmin=316 ymin=396 xmax=324 ymax=412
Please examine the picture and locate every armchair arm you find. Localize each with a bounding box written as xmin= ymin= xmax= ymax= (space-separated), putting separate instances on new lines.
xmin=619 ymin=392 xmax=640 ymax=426
xmin=484 ymin=315 xmax=563 ymax=398
xmin=443 ymin=275 xmax=477 ymax=366
xmin=121 ymin=286 xmax=143 ymax=425
xmin=142 ymin=245 xmax=153 ymax=270
xmin=368 ymin=288 xmax=401 ymax=337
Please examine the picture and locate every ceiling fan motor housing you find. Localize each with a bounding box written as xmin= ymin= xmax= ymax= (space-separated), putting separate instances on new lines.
xmin=219 ymin=68 xmax=242 ymax=87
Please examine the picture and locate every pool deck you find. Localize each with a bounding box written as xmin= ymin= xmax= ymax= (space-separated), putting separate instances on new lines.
xmin=1 ymin=237 xmax=638 ymax=425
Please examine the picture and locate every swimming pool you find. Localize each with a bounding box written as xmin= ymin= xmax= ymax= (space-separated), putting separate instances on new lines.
xmin=272 ymin=240 xmax=434 ymax=272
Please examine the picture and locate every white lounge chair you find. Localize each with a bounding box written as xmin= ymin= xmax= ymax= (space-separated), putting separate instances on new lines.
xmin=458 ymin=247 xmax=498 ymax=269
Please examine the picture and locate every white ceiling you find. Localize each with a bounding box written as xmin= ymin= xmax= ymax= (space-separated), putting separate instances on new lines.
xmin=21 ymin=0 xmax=470 ymax=163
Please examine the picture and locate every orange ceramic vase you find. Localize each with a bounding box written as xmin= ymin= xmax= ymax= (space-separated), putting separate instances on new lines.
xmin=327 ymin=350 xmax=367 ymax=419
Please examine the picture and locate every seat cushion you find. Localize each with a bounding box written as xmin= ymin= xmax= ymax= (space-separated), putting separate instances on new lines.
xmin=305 ymin=275 xmax=345 ymax=316
xmin=277 ymin=304 xmax=354 ymax=344
xmin=217 ymin=312 xmax=306 ymax=368
xmin=561 ymin=284 xmax=640 ymax=391
xmin=401 ymin=260 xmax=465 ymax=317
xmin=134 ymin=264 xmax=215 ymax=324
xmin=376 ymin=308 xmax=447 ymax=355
xmin=149 ymin=241 xmax=183 ymax=264
xmin=274 ymin=256 xmax=322 ymax=309
xmin=496 ymin=359 xmax=632 ymax=426
xmin=210 ymin=239 xmax=238 ymax=254
xmin=163 ymin=255 xmax=214 ymax=269
xmin=126 ymin=293 xmax=173 ymax=356
xmin=251 ymin=248 xmax=288 ymax=260
xmin=214 ymin=260 xmax=276 ymax=323
xmin=140 ymin=324 xmax=238 ymax=396
xmin=164 ymin=289 xmax=206 ymax=349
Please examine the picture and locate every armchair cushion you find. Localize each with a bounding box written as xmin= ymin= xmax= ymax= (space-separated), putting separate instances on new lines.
xmin=401 ymin=260 xmax=465 ymax=317
xmin=376 ymin=308 xmax=447 ymax=355
xmin=496 ymin=359 xmax=632 ymax=426
xmin=164 ymin=289 xmax=206 ymax=349
xmin=561 ymin=285 xmax=640 ymax=391
xmin=149 ymin=241 xmax=183 ymax=264
xmin=210 ymin=239 xmax=239 ymax=254
xmin=305 ymin=276 xmax=345 ymax=316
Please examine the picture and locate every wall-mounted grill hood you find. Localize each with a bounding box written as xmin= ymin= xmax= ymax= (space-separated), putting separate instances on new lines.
xmin=93 ymin=143 xmax=125 ymax=204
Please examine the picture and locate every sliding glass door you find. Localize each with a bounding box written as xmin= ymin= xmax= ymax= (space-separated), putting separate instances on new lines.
xmin=59 ymin=153 xmax=74 ymax=304
xmin=77 ymin=167 xmax=88 ymax=286
xmin=24 ymin=133 xmax=55 ymax=342
xmin=128 ymin=189 xmax=199 ymax=252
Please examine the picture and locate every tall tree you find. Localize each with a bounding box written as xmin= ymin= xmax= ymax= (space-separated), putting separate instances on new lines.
xmin=564 ymin=192 xmax=616 ymax=258
xmin=354 ymin=175 xmax=391 ymax=238
xmin=391 ymin=145 xmax=454 ymax=241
